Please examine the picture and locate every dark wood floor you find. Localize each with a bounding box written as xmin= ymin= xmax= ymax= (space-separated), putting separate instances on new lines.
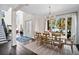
xmin=0 ymin=41 xmax=37 ymax=55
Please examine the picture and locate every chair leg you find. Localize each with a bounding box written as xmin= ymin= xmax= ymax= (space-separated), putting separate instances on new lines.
xmin=58 ymin=44 xmax=64 ymax=54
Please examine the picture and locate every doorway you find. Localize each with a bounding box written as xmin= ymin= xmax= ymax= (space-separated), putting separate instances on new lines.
xmin=25 ymin=20 xmax=32 ymax=37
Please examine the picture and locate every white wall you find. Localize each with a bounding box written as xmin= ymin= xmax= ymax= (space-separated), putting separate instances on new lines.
xmin=23 ymin=12 xmax=46 ymax=37
xmin=33 ymin=16 xmax=46 ymax=32
xmin=4 ymin=8 xmax=12 ymax=25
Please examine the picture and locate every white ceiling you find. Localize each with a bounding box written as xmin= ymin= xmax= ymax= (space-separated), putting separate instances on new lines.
xmin=0 ymin=4 xmax=79 ymax=16
xmin=21 ymin=4 xmax=79 ymax=16
xmin=0 ymin=4 xmax=19 ymax=11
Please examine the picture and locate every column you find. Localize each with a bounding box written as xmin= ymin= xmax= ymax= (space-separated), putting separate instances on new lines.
xmin=76 ymin=12 xmax=79 ymax=44
xmin=11 ymin=8 xmax=17 ymax=46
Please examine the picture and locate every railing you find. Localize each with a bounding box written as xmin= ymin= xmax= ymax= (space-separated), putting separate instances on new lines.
xmin=1 ymin=18 xmax=8 ymax=38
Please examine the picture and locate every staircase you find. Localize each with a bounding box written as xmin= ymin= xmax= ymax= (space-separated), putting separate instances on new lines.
xmin=0 ymin=20 xmax=8 ymax=44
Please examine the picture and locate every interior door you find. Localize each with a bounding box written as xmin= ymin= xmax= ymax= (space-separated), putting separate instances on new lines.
xmin=25 ymin=20 xmax=32 ymax=37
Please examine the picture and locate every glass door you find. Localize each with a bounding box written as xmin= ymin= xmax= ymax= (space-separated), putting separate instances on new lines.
xmin=47 ymin=13 xmax=77 ymax=42
xmin=67 ymin=17 xmax=72 ymax=38
xmin=56 ymin=13 xmax=77 ymax=40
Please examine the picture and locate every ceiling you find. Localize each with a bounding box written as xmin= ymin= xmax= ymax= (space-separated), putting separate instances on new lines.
xmin=0 ymin=4 xmax=79 ymax=16
xmin=0 ymin=4 xmax=19 ymax=11
xmin=21 ymin=4 xmax=79 ymax=16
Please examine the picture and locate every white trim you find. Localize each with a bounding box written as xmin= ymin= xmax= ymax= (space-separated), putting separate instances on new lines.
xmin=11 ymin=9 xmax=17 ymax=46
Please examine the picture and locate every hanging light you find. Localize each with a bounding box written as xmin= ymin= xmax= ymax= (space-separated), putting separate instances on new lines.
xmin=48 ymin=6 xmax=52 ymax=18
xmin=45 ymin=5 xmax=55 ymax=31
xmin=46 ymin=5 xmax=55 ymax=21
xmin=46 ymin=5 xmax=51 ymax=20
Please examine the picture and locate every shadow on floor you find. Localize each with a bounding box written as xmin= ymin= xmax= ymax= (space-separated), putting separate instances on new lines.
xmin=9 ymin=45 xmax=16 ymax=55
xmin=0 ymin=41 xmax=37 ymax=55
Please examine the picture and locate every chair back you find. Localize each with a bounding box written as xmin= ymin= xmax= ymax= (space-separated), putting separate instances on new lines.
xmin=52 ymin=32 xmax=62 ymax=43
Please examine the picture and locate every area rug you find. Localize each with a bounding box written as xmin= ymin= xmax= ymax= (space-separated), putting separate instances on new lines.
xmin=16 ymin=36 xmax=32 ymax=43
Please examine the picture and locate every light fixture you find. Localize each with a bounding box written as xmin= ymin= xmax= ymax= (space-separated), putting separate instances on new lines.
xmin=48 ymin=6 xmax=52 ymax=18
xmin=46 ymin=5 xmax=51 ymax=20
xmin=46 ymin=5 xmax=55 ymax=20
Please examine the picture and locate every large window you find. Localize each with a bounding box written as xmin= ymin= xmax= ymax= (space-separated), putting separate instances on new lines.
xmin=48 ymin=16 xmax=65 ymax=33
xmin=48 ymin=13 xmax=77 ymax=39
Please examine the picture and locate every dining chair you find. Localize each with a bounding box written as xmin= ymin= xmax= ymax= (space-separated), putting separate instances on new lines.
xmin=34 ymin=32 xmax=39 ymax=40
xmin=42 ymin=32 xmax=53 ymax=48
xmin=65 ymin=35 xmax=75 ymax=53
xmin=34 ymin=32 xmax=43 ymax=45
xmin=51 ymin=32 xmax=64 ymax=53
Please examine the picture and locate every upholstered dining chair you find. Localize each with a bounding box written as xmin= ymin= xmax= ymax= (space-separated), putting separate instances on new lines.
xmin=34 ymin=32 xmax=39 ymax=40
xmin=51 ymin=32 xmax=64 ymax=53
xmin=42 ymin=32 xmax=53 ymax=48
xmin=34 ymin=32 xmax=43 ymax=45
xmin=65 ymin=34 xmax=75 ymax=53
xmin=42 ymin=32 xmax=49 ymax=44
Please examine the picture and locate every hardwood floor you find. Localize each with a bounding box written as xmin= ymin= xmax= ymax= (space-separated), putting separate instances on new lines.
xmin=0 ymin=41 xmax=37 ymax=55
xmin=0 ymin=40 xmax=79 ymax=55
xmin=0 ymin=42 xmax=10 ymax=55
xmin=16 ymin=43 xmax=37 ymax=55
xmin=23 ymin=41 xmax=79 ymax=55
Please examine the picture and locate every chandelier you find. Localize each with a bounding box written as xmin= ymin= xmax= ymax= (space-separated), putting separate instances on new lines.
xmin=47 ymin=5 xmax=55 ymax=20
xmin=48 ymin=6 xmax=51 ymax=18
